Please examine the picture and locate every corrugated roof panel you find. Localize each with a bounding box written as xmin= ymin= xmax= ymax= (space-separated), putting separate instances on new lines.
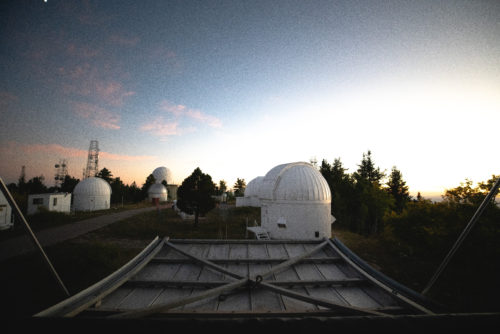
xmin=35 ymin=238 xmax=437 ymax=319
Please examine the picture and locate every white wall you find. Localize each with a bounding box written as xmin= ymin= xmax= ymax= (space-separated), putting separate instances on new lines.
xmin=0 ymin=191 xmax=13 ymax=230
xmin=73 ymin=194 xmax=110 ymax=212
xmin=261 ymin=200 xmax=333 ymax=240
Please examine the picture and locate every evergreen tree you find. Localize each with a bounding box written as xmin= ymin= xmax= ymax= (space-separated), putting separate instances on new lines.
xmin=352 ymin=151 xmax=391 ymax=235
xmin=60 ymin=175 xmax=79 ymax=193
xmin=353 ymin=150 xmax=385 ymax=184
xmin=233 ymin=178 xmax=246 ymax=197
xmin=25 ymin=176 xmax=48 ymax=194
xmin=386 ymin=166 xmax=411 ymax=213
xmin=141 ymin=174 xmax=156 ymax=200
xmin=177 ymin=168 xmax=216 ymax=227
xmin=96 ymin=168 xmax=113 ymax=183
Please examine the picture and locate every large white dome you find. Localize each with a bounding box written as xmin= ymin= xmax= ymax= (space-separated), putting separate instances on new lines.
xmin=74 ymin=177 xmax=112 ymax=196
xmin=152 ymin=166 xmax=173 ymax=184
xmin=259 ymin=162 xmax=334 ymax=240
xmin=260 ymin=162 xmax=330 ymax=202
xmin=73 ymin=177 xmax=111 ymax=211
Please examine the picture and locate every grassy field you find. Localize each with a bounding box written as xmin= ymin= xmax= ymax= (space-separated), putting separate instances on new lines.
xmin=0 ymin=201 xmax=152 ymax=241
xmin=0 ymin=204 xmax=497 ymax=318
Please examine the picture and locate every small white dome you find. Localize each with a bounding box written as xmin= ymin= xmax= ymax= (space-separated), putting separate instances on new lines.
xmin=148 ymin=183 xmax=167 ymax=195
xmin=260 ymin=162 xmax=330 ymax=202
xmin=74 ymin=177 xmax=112 ymax=196
xmin=152 ymin=166 xmax=173 ymax=184
xmin=244 ymin=176 xmax=264 ymax=198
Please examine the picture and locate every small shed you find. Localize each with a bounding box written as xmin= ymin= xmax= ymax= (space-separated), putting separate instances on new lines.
xmin=27 ymin=193 xmax=72 ymax=215
xmin=0 ymin=191 xmax=13 ymax=230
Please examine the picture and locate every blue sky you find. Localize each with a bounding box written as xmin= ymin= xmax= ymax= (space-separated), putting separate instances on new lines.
xmin=1 ymin=0 xmax=499 ymax=197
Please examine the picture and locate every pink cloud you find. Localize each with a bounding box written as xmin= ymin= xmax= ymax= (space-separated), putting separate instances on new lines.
xmin=140 ymin=117 xmax=195 ymax=139
xmin=109 ymin=34 xmax=140 ymax=47
xmin=73 ymin=102 xmax=121 ymax=129
xmin=185 ymin=109 xmax=223 ymax=128
xmin=6 ymin=141 xmax=156 ymax=162
xmin=66 ymin=43 xmax=100 ymax=58
xmin=20 ymin=143 xmax=88 ymax=158
xmin=160 ymin=100 xmax=222 ymax=128
xmin=96 ymin=81 xmax=135 ymax=107
xmin=0 ymin=91 xmax=18 ymax=109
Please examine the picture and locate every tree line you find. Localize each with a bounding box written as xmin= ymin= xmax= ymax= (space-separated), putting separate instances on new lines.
xmin=319 ymin=150 xmax=499 ymax=237
xmin=5 ymin=167 xmax=163 ymax=213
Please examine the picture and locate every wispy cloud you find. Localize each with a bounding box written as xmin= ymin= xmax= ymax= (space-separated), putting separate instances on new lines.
xmin=139 ymin=117 xmax=195 ymax=140
xmin=109 ymin=34 xmax=140 ymax=47
xmin=95 ymin=81 xmax=135 ymax=107
xmin=0 ymin=91 xmax=18 ymax=109
xmin=73 ymin=101 xmax=121 ymax=129
xmin=160 ymin=100 xmax=222 ymax=128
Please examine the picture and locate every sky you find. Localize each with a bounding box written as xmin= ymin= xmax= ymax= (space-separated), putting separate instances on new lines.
xmin=0 ymin=0 xmax=499 ymax=199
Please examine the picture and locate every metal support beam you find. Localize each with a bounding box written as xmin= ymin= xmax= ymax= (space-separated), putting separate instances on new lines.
xmin=0 ymin=177 xmax=70 ymax=297
xmin=422 ymin=176 xmax=500 ymax=295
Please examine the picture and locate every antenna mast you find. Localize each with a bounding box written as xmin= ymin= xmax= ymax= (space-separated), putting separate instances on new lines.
xmin=83 ymin=140 xmax=99 ymax=179
xmin=54 ymin=159 xmax=68 ymax=188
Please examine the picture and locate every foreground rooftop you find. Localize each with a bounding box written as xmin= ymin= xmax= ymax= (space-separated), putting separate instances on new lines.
xmin=35 ymin=237 xmax=437 ymax=319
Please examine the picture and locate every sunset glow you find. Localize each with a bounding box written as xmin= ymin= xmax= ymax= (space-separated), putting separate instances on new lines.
xmin=1 ymin=0 xmax=499 ymax=198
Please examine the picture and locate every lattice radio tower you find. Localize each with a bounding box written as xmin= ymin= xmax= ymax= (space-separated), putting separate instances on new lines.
xmin=54 ymin=159 xmax=68 ymax=188
xmin=83 ymin=140 xmax=99 ymax=179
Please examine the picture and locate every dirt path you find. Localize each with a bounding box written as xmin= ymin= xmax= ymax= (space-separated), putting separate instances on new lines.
xmin=0 ymin=204 xmax=170 ymax=262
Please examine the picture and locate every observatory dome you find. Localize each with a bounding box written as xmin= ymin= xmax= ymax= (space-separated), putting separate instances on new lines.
xmin=260 ymin=162 xmax=330 ymax=202
xmin=259 ymin=162 xmax=334 ymax=240
xmin=245 ymin=176 xmax=264 ymax=198
xmin=73 ymin=177 xmax=111 ymax=211
xmin=152 ymin=166 xmax=173 ymax=184
xmin=236 ymin=176 xmax=264 ymax=207
xmin=74 ymin=177 xmax=112 ymax=196
xmin=148 ymin=183 xmax=168 ymax=202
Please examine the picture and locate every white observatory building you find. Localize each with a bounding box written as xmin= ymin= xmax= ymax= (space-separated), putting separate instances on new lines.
xmin=73 ymin=177 xmax=112 ymax=211
xmin=259 ymin=162 xmax=335 ymax=240
xmin=148 ymin=183 xmax=168 ymax=203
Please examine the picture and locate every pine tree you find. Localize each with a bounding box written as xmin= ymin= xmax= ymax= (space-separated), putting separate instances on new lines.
xmin=177 ymin=168 xmax=216 ymax=227
xmin=386 ymin=166 xmax=411 ymax=213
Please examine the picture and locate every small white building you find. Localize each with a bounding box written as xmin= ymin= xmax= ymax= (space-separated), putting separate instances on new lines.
xmin=259 ymin=162 xmax=335 ymax=240
xmin=148 ymin=183 xmax=168 ymax=203
xmin=73 ymin=177 xmax=112 ymax=212
xmin=0 ymin=191 xmax=13 ymax=230
xmin=27 ymin=193 xmax=72 ymax=215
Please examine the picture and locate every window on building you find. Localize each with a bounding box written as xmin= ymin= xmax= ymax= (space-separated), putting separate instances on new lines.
xmin=33 ymin=198 xmax=43 ymax=205
xmin=53 ymin=197 xmax=57 ymax=206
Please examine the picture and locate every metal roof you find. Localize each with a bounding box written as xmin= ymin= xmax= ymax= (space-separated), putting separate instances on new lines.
xmin=35 ymin=237 xmax=436 ymax=320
